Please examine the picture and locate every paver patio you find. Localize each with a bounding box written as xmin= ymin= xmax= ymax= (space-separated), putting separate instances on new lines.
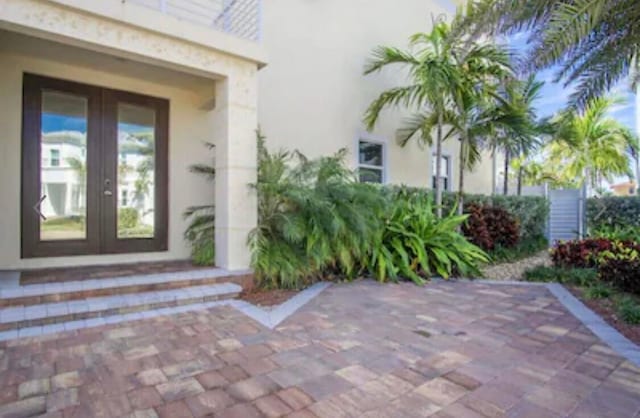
xmin=1 ymin=280 xmax=639 ymax=418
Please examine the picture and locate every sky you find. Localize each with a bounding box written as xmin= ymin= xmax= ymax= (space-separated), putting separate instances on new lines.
xmin=508 ymin=32 xmax=638 ymax=188
xmin=508 ymin=32 xmax=637 ymax=133
xmin=42 ymin=114 xmax=148 ymax=134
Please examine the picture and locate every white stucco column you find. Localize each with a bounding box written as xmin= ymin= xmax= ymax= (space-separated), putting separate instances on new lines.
xmin=214 ymin=68 xmax=258 ymax=271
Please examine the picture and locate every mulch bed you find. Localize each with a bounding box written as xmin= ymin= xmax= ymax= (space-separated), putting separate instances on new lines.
xmin=569 ymin=286 xmax=640 ymax=346
xmin=239 ymin=288 xmax=299 ymax=307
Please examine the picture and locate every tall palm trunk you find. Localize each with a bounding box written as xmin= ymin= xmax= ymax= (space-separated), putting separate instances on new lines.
xmin=503 ymin=149 xmax=510 ymax=195
xmin=517 ymin=165 xmax=524 ymax=196
xmin=435 ymin=112 xmax=444 ymax=218
xmin=457 ymin=137 xmax=466 ymax=216
xmin=491 ymin=148 xmax=497 ymax=196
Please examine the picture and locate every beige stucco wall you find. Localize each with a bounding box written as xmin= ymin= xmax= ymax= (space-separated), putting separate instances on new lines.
xmin=258 ymin=0 xmax=496 ymax=193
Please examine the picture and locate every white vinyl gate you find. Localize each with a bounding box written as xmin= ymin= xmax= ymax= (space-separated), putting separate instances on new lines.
xmin=547 ymin=188 xmax=585 ymax=243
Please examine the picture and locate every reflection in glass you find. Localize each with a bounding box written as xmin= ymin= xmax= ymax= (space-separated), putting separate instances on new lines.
xmin=359 ymin=141 xmax=383 ymax=166
xmin=117 ymin=103 xmax=156 ymax=238
xmin=359 ymin=168 xmax=383 ymax=183
xmin=40 ymin=91 xmax=88 ymax=241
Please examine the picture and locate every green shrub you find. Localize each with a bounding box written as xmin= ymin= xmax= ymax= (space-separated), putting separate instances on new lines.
xmin=590 ymin=224 xmax=640 ymax=243
xmin=250 ymin=136 xmax=488 ymax=289
xmin=250 ymin=134 xmax=386 ymax=289
xmin=617 ymin=296 xmax=640 ymax=324
xmin=489 ymin=235 xmax=548 ymax=264
xmin=366 ymin=190 xmax=488 ymax=284
xmin=118 ymin=208 xmax=139 ymax=229
xmin=523 ymin=266 xmax=558 ymax=282
xmin=584 ymin=283 xmax=612 ymax=299
xmin=523 ymin=266 xmax=598 ymax=286
xmin=588 ymin=196 xmax=640 ymax=231
xmin=379 ymin=187 xmax=548 ymax=243
xmin=191 ymin=237 xmax=215 ymax=266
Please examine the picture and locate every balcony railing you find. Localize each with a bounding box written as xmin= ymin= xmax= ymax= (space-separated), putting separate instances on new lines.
xmin=127 ymin=0 xmax=262 ymax=42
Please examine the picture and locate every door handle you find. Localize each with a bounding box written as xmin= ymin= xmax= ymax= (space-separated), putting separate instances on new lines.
xmin=33 ymin=195 xmax=47 ymax=220
xmin=104 ymin=179 xmax=113 ymax=196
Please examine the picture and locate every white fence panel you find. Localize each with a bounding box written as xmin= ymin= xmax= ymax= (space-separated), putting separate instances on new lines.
xmin=548 ymin=188 xmax=584 ymax=243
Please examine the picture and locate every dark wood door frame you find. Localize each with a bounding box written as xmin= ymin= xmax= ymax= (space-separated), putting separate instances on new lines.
xmin=21 ymin=73 xmax=169 ymax=258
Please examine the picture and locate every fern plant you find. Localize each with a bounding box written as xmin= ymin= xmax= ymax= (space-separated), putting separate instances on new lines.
xmin=249 ymin=132 xmax=387 ymax=289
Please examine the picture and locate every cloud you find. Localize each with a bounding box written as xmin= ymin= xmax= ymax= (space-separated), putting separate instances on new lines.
xmin=608 ymin=101 xmax=633 ymax=116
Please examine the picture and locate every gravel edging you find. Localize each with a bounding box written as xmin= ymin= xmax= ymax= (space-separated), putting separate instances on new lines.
xmin=481 ymin=250 xmax=551 ymax=281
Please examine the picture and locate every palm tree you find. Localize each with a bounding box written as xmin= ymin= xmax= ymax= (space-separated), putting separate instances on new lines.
xmin=444 ymin=43 xmax=512 ymax=213
xmin=547 ymin=97 xmax=636 ymax=194
xmin=489 ymin=76 xmax=552 ymax=195
xmin=364 ymin=21 xmax=461 ymax=217
xmin=184 ymin=142 xmax=216 ymax=264
xmin=511 ymin=157 xmax=566 ymax=188
xmin=455 ymin=0 xmax=640 ymax=109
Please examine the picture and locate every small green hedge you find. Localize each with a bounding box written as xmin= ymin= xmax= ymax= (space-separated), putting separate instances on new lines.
xmin=381 ymin=187 xmax=548 ymax=242
xmin=587 ymin=196 xmax=640 ymax=230
xmin=380 ymin=187 xmax=548 ymax=241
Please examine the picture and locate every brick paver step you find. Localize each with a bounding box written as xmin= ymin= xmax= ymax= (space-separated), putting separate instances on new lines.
xmin=0 ymin=268 xmax=252 ymax=307
xmin=0 ymin=283 xmax=242 ymax=332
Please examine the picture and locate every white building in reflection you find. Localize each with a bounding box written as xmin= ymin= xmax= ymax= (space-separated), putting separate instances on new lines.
xmin=40 ymin=131 xmax=155 ymax=230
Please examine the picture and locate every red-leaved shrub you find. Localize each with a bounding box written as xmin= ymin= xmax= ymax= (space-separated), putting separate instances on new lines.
xmin=551 ymin=238 xmax=615 ymax=268
xmin=463 ymin=204 xmax=519 ymax=251
xmin=599 ymin=256 xmax=640 ymax=295
xmin=462 ymin=204 xmax=494 ymax=250
xmin=551 ymin=239 xmax=640 ymax=296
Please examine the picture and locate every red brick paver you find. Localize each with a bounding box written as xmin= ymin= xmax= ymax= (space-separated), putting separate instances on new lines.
xmin=1 ymin=281 xmax=639 ymax=417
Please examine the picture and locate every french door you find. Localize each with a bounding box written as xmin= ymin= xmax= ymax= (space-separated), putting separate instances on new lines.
xmin=22 ymin=74 xmax=168 ymax=258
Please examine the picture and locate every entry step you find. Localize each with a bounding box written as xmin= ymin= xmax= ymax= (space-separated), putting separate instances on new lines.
xmin=0 ymin=268 xmax=252 ymax=307
xmin=0 ymin=282 xmax=241 ymax=331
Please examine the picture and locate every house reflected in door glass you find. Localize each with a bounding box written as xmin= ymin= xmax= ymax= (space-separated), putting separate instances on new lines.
xmin=117 ymin=103 xmax=156 ymax=239
xmin=40 ymin=90 xmax=88 ymax=241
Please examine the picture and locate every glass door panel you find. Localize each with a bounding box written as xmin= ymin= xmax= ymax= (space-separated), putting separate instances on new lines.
xmin=116 ymin=103 xmax=156 ymax=239
xmin=101 ymin=89 xmax=168 ymax=255
xmin=39 ymin=91 xmax=88 ymax=241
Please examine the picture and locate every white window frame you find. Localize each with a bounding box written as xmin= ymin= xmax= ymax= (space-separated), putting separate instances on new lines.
xmin=356 ymin=132 xmax=388 ymax=184
xmin=50 ymin=148 xmax=60 ymax=167
xmin=432 ymin=153 xmax=452 ymax=191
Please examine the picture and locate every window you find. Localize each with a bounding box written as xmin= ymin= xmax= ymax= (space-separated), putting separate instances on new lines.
xmin=358 ymin=140 xmax=385 ymax=183
xmin=432 ymin=155 xmax=450 ymax=191
xmin=50 ymin=149 xmax=60 ymax=167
